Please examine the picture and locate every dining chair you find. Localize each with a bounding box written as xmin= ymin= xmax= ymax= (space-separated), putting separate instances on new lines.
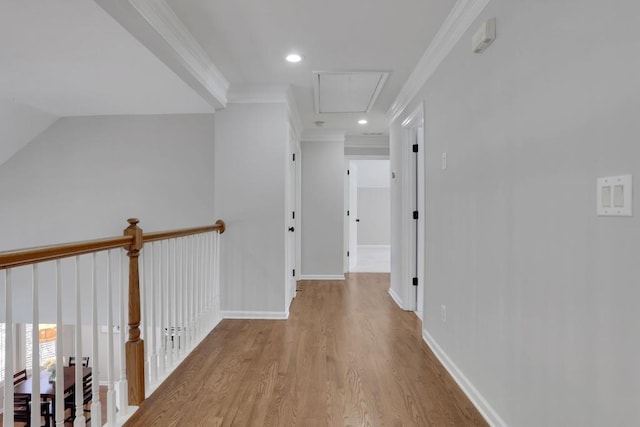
xmin=14 ymin=368 xmax=28 ymax=385
xmin=64 ymin=372 xmax=92 ymax=422
xmin=68 ymin=356 xmax=90 ymax=367
xmin=13 ymin=394 xmax=53 ymax=427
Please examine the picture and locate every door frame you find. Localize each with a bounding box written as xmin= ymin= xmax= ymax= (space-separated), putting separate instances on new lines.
xmin=400 ymin=102 xmax=425 ymax=316
xmin=285 ymin=127 xmax=301 ymax=311
xmin=343 ymin=154 xmax=390 ymax=273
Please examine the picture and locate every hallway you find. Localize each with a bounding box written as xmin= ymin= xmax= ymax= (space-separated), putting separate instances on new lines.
xmin=125 ymin=274 xmax=486 ymax=426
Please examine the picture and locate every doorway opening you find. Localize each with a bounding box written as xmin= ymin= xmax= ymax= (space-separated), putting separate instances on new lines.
xmin=345 ymin=159 xmax=391 ymax=273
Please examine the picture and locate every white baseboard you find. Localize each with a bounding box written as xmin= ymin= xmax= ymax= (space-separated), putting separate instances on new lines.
xmin=388 ymin=287 xmax=405 ymax=309
xmin=422 ymin=329 xmax=507 ymax=427
xmin=299 ymin=275 xmax=345 ymax=281
xmin=222 ymin=310 xmax=289 ymax=320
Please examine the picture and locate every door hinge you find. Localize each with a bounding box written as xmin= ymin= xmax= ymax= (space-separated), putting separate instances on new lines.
xmin=292 ymin=153 xmax=296 ymax=161
xmin=347 ymin=169 xmax=350 ymax=175
xmin=347 ymin=210 xmax=350 ymax=216
xmin=347 ymin=251 xmax=350 ymax=257
xmin=413 ymin=210 xmax=419 ymax=220
xmin=412 ymin=143 xmax=419 ymax=153
xmin=293 ymin=269 xmax=296 ymax=277
xmin=412 ymin=277 xmax=418 ymax=286
xmin=292 ymin=211 xmax=295 ymax=219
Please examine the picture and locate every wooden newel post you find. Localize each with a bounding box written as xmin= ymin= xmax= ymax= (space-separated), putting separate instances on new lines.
xmin=124 ymin=218 xmax=145 ymax=405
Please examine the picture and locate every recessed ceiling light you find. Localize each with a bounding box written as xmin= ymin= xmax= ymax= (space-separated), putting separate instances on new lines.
xmin=358 ymin=119 xmax=368 ymax=125
xmin=286 ymin=53 xmax=302 ymax=63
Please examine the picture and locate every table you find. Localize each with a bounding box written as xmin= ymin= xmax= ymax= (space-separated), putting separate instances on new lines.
xmin=14 ymin=366 xmax=92 ymax=399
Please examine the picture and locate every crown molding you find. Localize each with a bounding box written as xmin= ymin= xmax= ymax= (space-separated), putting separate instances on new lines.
xmin=387 ymin=0 xmax=491 ymax=122
xmin=96 ymin=0 xmax=229 ymax=109
xmin=345 ymin=135 xmax=389 ymax=149
xmin=227 ymin=85 xmax=303 ymax=139
xmin=227 ymin=85 xmax=290 ymax=104
xmin=301 ymin=130 xmax=346 ymax=143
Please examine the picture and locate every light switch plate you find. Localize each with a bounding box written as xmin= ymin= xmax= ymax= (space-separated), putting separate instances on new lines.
xmin=597 ymin=175 xmax=632 ymax=216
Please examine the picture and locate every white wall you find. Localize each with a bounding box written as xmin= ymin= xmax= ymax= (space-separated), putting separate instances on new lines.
xmin=391 ymin=1 xmax=640 ymax=425
xmin=214 ymin=103 xmax=289 ymax=316
xmin=301 ymin=140 xmax=344 ymax=278
xmin=0 ymin=114 xmax=216 ymax=324
xmin=357 ymin=188 xmax=390 ymax=245
xmin=0 ymin=98 xmax=57 ymax=167
xmin=0 ymin=114 xmax=216 ymax=250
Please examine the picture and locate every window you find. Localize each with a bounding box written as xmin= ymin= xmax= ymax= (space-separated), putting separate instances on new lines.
xmin=25 ymin=324 xmax=57 ymax=371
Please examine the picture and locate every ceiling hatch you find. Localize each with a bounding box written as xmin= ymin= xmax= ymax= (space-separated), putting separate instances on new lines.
xmin=313 ymin=71 xmax=389 ymax=114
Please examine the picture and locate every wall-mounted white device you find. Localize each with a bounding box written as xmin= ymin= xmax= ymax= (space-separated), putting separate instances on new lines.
xmin=472 ymin=18 xmax=497 ymax=53
xmin=597 ymin=175 xmax=632 ymax=216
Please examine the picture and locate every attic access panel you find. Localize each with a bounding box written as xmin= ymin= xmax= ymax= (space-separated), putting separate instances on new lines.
xmin=313 ymin=71 xmax=389 ymax=114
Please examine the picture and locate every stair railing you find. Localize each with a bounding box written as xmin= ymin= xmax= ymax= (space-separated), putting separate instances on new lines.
xmin=0 ymin=218 xmax=225 ymax=426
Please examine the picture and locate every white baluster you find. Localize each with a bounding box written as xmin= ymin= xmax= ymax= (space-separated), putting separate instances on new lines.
xmin=159 ymin=240 xmax=166 ymax=375
xmin=118 ymin=252 xmax=128 ymax=414
xmin=208 ymin=231 xmax=216 ymax=330
xmin=74 ymin=256 xmax=86 ymax=427
xmin=149 ymin=243 xmax=158 ymax=384
xmin=141 ymin=248 xmax=150 ymax=391
xmin=176 ymin=237 xmax=183 ymax=360
xmin=55 ymin=261 xmax=64 ymax=427
xmin=170 ymin=239 xmax=180 ymax=366
xmin=91 ymin=253 xmax=101 ymax=425
xmin=166 ymin=239 xmax=173 ymax=368
xmin=3 ymin=269 xmax=14 ymax=427
xmin=107 ymin=251 xmax=117 ymax=425
xmin=215 ymin=231 xmax=221 ymax=322
xmin=189 ymin=235 xmax=195 ymax=349
xmin=31 ymin=265 xmax=42 ymax=427
xmin=184 ymin=236 xmax=191 ymax=350
xmin=204 ymin=233 xmax=210 ymax=328
xmin=181 ymin=237 xmax=187 ymax=357
xmin=196 ymin=234 xmax=204 ymax=342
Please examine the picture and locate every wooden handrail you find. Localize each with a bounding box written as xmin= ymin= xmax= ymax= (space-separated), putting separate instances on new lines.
xmin=0 ymin=235 xmax=134 ymax=270
xmin=0 ymin=219 xmax=226 ymax=270
xmin=1 ymin=217 xmax=226 ymax=407
xmin=143 ymin=219 xmax=226 ymax=242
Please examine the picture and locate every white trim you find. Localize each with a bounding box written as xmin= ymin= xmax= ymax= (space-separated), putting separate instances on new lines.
xmin=227 ymin=85 xmax=303 ymax=140
xmin=227 ymin=85 xmax=290 ymax=104
xmin=299 ymin=275 xmax=345 ymax=281
xmin=301 ymin=131 xmax=346 ymax=143
xmin=387 ymin=0 xmax=491 ymax=122
xmin=126 ymin=0 xmax=229 ymax=109
xmin=422 ymin=329 xmax=507 ymax=427
xmin=387 ymin=288 xmax=405 ymax=309
xmin=222 ymin=311 xmax=290 ymax=320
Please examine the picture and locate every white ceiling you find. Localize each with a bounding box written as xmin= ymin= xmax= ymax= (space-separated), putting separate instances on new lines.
xmin=1 ymin=0 xmax=456 ymax=137
xmin=165 ymin=0 xmax=455 ymax=135
xmin=0 ymin=0 xmax=213 ymax=116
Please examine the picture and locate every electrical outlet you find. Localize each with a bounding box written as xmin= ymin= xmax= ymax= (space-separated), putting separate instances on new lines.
xmin=441 ymin=305 xmax=447 ymax=323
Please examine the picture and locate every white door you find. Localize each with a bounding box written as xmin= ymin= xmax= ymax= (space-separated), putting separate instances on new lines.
xmin=348 ymin=162 xmax=358 ymax=270
xmin=286 ymin=136 xmax=297 ymax=303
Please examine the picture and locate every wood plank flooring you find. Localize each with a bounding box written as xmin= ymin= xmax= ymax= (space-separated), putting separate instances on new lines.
xmin=125 ymin=273 xmax=487 ymax=426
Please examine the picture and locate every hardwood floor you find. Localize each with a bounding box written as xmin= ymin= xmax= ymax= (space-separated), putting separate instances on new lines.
xmin=125 ymin=273 xmax=487 ymax=426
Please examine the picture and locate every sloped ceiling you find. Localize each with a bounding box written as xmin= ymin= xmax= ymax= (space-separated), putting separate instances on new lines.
xmin=0 ymin=0 xmax=213 ymax=117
